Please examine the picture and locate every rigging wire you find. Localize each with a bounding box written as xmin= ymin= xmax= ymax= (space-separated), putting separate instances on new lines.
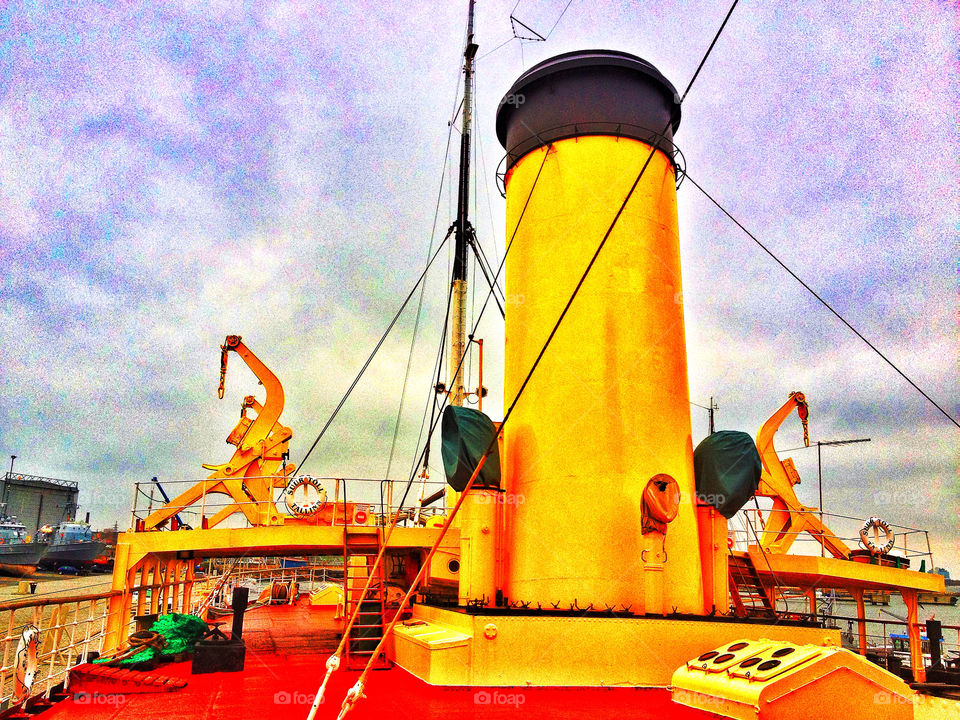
xmin=473 ymin=83 xmax=503 ymax=266
xmin=468 ymin=236 xmax=506 ymax=318
xmin=511 ymin=0 xmax=574 ymax=42
xmin=680 ymin=0 xmax=739 ymax=104
xmin=296 ymin=230 xmax=453 ymax=474
xmin=471 ymin=231 xmax=506 ymax=301
xmin=477 ymin=36 xmax=515 ymax=61
xmin=467 ymin=61 xmax=506 ymax=309
xmin=683 ymin=173 xmax=960 ymax=431
xmin=384 ymin=111 xmax=459 ymax=484
xmin=410 ymin=281 xmax=455 ymax=481
xmin=468 ymin=247 xmax=477 ymax=381
xmin=479 ymin=1 xmax=575 ymax=60
xmin=544 ymin=0 xmax=575 ymax=38
xmin=395 ymin=147 xmax=553 ymax=513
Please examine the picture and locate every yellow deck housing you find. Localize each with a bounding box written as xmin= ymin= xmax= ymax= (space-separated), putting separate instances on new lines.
xmin=672 ymin=638 xmax=916 ymax=720
xmin=395 ymin=605 xmax=840 ymax=687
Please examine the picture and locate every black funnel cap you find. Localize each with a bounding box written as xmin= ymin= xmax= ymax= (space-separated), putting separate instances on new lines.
xmin=496 ymin=49 xmax=681 ymax=171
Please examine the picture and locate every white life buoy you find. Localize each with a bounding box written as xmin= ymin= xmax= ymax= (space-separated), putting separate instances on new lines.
xmin=14 ymin=625 xmax=39 ymax=704
xmin=283 ymin=476 xmax=327 ymax=517
xmin=859 ymin=516 xmax=895 ymax=555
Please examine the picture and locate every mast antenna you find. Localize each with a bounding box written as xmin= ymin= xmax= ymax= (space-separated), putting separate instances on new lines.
xmin=449 ymin=0 xmax=479 ymax=409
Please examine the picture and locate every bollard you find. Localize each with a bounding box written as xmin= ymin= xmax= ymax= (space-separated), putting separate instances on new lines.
xmin=231 ymin=586 xmax=249 ymax=640
xmin=16 ymin=581 xmax=28 ymax=595
xmin=926 ymin=619 xmax=943 ymax=669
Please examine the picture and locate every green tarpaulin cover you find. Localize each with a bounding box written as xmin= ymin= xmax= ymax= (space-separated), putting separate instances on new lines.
xmin=441 ymin=406 xmax=501 ymax=492
xmin=693 ymin=430 xmax=762 ymax=519
xmin=95 ymin=612 xmax=208 ymax=666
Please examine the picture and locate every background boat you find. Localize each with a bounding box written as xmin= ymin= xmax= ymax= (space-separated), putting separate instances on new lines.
xmin=38 ymin=521 xmax=107 ymax=571
xmin=0 ymin=515 xmax=45 ymax=577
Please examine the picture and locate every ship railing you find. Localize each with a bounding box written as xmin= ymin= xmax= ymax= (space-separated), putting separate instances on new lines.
xmin=0 ymin=588 xmax=133 ymax=709
xmin=732 ymin=589 xmax=960 ymax=677
xmin=185 ymin=560 xmax=347 ymax=615
xmin=128 ymin=475 xmax=450 ymax=531
xmin=735 ymin=508 xmax=935 ymax=567
xmin=811 ymin=611 xmax=960 ymax=671
xmin=194 ymin=561 xmax=344 ymax=595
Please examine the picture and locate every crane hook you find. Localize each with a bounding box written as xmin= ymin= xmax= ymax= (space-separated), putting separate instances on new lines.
xmin=790 ymin=391 xmax=810 ymax=447
xmin=218 ymin=344 xmax=229 ymax=399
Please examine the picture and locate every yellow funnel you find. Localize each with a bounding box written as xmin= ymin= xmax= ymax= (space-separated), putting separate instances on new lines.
xmin=495 ymin=50 xmax=704 ymax=613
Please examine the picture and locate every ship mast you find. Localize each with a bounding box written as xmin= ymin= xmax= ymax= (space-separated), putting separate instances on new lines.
xmin=449 ymin=0 xmax=478 ymax=408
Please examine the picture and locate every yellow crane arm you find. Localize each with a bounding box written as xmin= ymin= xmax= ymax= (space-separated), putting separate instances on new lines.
xmin=218 ymin=335 xmax=285 ymax=452
xmin=143 ymin=335 xmax=294 ymax=530
xmin=756 ymin=391 xmax=809 ymax=502
xmin=754 ymin=392 xmax=850 ymax=559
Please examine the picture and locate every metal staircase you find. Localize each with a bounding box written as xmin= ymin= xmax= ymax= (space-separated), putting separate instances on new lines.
xmin=728 ymin=553 xmax=777 ymax=618
xmin=342 ymin=526 xmax=391 ymax=669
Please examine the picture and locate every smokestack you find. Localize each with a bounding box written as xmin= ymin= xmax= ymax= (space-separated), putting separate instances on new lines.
xmin=496 ymin=50 xmax=704 ymax=613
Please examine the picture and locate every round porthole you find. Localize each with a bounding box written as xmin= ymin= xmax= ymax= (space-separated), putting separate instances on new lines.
xmin=739 ymin=657 xmax=762 ymax=668
xmin=757 ymin=660 xmax=782 ymax=672
xmin=448 ymin=559 xmax=460 ymax=574
xmin=697 ymin=651 xmax=719 ymax=662
xmin=712 ymin=653 xmax=735 ymax=664
xmin=727 ymin=642 xmax=749 ymax=652
xmin=772 ymin=647 xmax=795 ymax=658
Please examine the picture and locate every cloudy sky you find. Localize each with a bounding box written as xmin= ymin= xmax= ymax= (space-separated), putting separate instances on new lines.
xmin=1 ymin=2 xmax=956 ymax=571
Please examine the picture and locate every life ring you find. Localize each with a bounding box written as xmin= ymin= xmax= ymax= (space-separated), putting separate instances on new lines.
xmin=13 ymin=625 xmax=39 ymax=704
xmin=283 ymin=476 xmax=327 ymax=517
xmin=860 ymin=516 xmax=895 ymax=555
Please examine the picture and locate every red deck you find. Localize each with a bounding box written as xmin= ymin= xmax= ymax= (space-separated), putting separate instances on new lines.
xmin=41 ymin=603 xmax=720 ymax=719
